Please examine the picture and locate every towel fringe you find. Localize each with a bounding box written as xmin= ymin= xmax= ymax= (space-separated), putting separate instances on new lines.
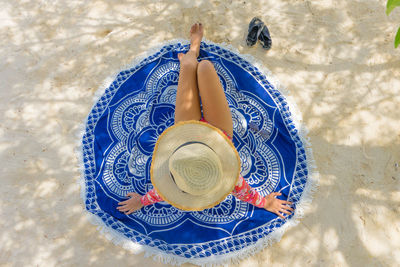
xmin=75 ymin=38 xmax=319 ymax=267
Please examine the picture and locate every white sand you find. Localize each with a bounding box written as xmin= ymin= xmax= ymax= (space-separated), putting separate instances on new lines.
xmin=1 ymin=0 xmax=399 ymax=266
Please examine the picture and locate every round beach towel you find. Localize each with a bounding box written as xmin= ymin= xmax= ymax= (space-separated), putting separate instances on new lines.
xmin=78 ymin=40 xmax=317 ymax=266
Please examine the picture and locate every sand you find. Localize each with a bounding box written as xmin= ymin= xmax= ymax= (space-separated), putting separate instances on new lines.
xmin=1 ymin=0 xmax=399 ymax=266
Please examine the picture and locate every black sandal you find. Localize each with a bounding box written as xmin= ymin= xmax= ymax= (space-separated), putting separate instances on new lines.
xmin=258 ymin=24 xmax=272 ymax=50
xmin=246 ymin=17 xmax=264 ymax=46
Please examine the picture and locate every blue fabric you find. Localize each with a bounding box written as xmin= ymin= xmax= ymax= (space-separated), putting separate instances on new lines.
xmin=81 ymin=41 xmax=309 ymax=259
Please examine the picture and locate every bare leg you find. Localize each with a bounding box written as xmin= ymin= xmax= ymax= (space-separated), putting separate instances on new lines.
xmin=174 ymin=23 xmax=204 ymax=123
xmin=197 ymin=60 xmax=233 ymax=137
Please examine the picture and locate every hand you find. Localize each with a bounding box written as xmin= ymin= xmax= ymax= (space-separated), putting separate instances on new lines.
xmin=263 ymin=192 xmax=294 ymax=219
xmin=117 ymin=192 xmax=144 ymax=215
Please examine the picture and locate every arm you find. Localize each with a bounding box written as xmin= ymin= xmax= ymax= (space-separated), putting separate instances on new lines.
xmin=232 ymin=175 xmax=294 ymax=219
xmin=117 ymin=189 xmax=164 ymax=215
xmin=232 ymin=175 xmax=266 ymax=208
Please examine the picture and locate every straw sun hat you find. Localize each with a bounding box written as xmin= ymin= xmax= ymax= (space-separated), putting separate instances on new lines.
xmin=150 ymin=120 xmax=241 ymax=211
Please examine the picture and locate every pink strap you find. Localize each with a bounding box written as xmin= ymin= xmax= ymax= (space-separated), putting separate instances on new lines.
xmin=140 ymin=188 xmax=163 ymax=206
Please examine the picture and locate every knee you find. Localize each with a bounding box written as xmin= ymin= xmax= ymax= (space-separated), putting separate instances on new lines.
xmin=197 ymin=60 xmax=215 ymax=75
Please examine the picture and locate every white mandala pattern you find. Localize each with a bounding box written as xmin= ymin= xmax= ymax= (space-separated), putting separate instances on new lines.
xmin=81 ymin=42 xmax=310 ymax=259
xmin=191 ymin=195 xmax=248 ymax=223
xmin=103 ymin=142 xmax=134 ymax=196
xmin=134 ymin=203 xmax=185 ymax=226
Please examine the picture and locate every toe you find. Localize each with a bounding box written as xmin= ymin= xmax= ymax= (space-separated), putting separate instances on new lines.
xmin=190 ymin=24 xmax=196 ymax=33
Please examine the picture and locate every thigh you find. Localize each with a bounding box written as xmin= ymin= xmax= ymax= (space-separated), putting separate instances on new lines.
xmin=197 ymin=60 xmax=233 ymax=137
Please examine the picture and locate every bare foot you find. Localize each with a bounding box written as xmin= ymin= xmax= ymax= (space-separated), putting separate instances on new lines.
xmin=189 ymin=22 xmax=204 ymax=58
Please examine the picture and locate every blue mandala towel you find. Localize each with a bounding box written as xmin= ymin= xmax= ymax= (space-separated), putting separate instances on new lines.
xmin=79 ymin=40 xmax=316 ymax=266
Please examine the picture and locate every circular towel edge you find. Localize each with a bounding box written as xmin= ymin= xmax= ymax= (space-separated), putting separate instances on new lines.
xmin=74 ymin=37 xmax=320 ymax=267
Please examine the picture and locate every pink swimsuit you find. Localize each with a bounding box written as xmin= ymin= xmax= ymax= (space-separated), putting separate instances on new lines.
xmin=140 ymin=117 xmax=266 ymax=209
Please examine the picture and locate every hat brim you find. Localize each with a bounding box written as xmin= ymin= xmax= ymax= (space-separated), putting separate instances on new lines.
xmin=150 ymin=120 xmax=241 ymax=211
